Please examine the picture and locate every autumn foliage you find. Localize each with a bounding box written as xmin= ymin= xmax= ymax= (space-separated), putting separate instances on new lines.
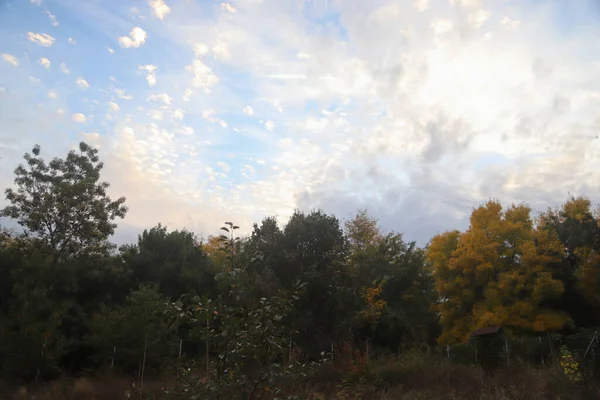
xmin=426 ymin=199 xmax=600 ymax=345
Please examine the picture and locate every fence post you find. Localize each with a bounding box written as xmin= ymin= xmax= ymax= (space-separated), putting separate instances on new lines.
xmin=505 ymin=337 xmax=510 ymax=367
xmin=111 ymin=346 xmax=116 ymax=374
xmin=583 ymin=332 xmax=598 ymax=359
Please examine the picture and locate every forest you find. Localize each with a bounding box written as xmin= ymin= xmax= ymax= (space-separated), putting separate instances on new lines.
xmin=1 ymin=142 xmax=600 ymax=399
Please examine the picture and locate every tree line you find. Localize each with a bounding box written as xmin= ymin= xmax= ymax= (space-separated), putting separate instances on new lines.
xmin=0 ymin=142 xmax=598 ymax=384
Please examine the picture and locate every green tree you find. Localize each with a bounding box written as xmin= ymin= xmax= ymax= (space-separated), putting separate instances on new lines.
xmin=123 ymin=224 xmax=217 ymax=299
xmin=537 ymin=196 xmax=600 ymax=327
xmin=1 ymin=142 xmax=127 ymax=263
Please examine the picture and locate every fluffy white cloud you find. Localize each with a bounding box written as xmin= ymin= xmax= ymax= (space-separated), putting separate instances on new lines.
xmin=30 ymin=0 xmax=42 ymax=5
xmin=185 ymin=59 xmax=219 ymax=92
xmin=29 ymin=76 xmax=41 ymax=84
xmin=118 ymin=27 xmax=147 ymax=48
xmin=76 ymin=77 xmax=90 ymax=89
xmin=68 ymin=37 xmax=76 ymax=45
xmin=27 ymin=32 xmax=55 ymax=47
xmin=139 ymin=65 xmax=158 ymax=87
xmin=108 ymin=47 xmax=115 ymax=54
xmin=72 ymin=113 xmax=87 ymax=123
xmin=47 ymin=91 xmax=57 ymax=99
xmin=148 ymin=0 xmax=171 ymax=20
xmin=59 ymin=62 xmax=70 ymax=74
xmin=2 ymin=0 xmax=600 ymax=248
xmin=108 ymin=102 xmax=120 ymax=112
xmin=39 ymin=57 xmax=51 ymax=69
xmin=1 ymin=53 xmax=18 ymax=66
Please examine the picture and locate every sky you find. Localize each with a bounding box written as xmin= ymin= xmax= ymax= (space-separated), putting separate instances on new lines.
xmin=1 ymin=0 xmax=600 ymax=246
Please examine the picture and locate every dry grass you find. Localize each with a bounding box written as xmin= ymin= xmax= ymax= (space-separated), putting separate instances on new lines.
xmin=3 ymin=354 xmax=599 ymax=400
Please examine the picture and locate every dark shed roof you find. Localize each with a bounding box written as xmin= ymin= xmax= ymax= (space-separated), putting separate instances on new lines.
xmin=470 ymin=326 xmax=503 ymax=337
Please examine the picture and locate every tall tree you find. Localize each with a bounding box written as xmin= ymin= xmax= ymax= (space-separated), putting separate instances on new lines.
xmin=537 ymin=196 xmax=600 ymax=327
xmin=426 ymin=201 xmax=569 ymax=345
xmin=1 ymin=142 xmax=127 ymax=262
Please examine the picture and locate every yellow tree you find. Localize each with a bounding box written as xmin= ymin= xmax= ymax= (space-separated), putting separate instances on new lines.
xmin=426 ymin=200 xmax=569 ymax=345
xmin=358 ymin=280 xmax=387 ymax=359
xmin=203 ymin=235 xmax=229 ymax=270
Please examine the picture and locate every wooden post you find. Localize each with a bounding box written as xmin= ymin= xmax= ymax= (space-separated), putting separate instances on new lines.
xmin=547 ymin=332 xmax=554 ymax=360
xmin=35 ymin=337 xmax=47 ymax=386
xmin=140 ymin=336 xmax=147 ymax=392
xmin=178 ymin=339 xmax=183 ymax=359
xmin=206 ymin=314 xmax=210 ymax=379
xmin=331 ymin=343 xmax=334 ymax=365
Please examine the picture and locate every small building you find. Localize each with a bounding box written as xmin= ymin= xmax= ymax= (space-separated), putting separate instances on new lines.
xmin=469 ymin=326 xmax=506 ymax=372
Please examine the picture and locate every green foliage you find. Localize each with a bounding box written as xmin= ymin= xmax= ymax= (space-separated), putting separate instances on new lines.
xmin=89 ymin=285 xmax=179 ymax=375
xmin=171 ymin=223 xmax=326 ymax=399
xmin=1 ymin=142 xmax=127 ymax=262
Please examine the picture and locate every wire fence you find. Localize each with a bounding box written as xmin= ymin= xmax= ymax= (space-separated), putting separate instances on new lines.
xmin=438 ymin=329 xmax=600 ymax=379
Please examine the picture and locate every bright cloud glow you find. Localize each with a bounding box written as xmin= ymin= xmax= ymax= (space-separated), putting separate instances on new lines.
xmin=27 ymin=32 xmax=55 ymax=47
xmin=148 ymin=0 xmax=171 ymax=20
xmin=118 ymin=27 xmax=147 ymax=48
xmin=2 ymin=0 xmax=600 ymax=247
xmin=2 ymin=53 xmax=18 ymax=67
